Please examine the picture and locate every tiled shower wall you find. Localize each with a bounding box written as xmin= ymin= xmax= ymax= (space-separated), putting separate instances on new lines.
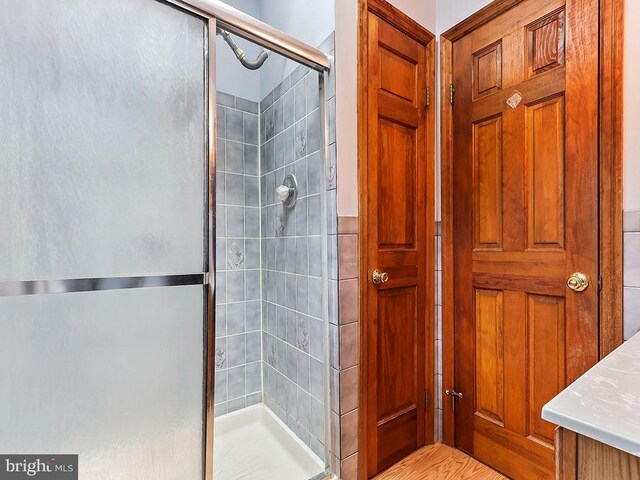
xmin=214 ymin=93 xmax=263 ymax=415
xmin=260 ymin=34 xmax=336 ymax=462
xmin=213 ymin=33 xmax=338 ymax=466
xmin=624 ymin=210 xmax=640 ymax=339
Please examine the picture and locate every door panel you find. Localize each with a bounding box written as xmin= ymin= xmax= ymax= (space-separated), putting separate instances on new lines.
xmin=527 ymin=294 xmax=565 ymax=446
xmin=377 ymin=287 xmax=419 ymax=420
xmin=364 ymin=6 xmax=432 ymax=477
xmin=474 ymin=116 xmax=503 ymax=250
xmin=378 ymin=119 xmax=417 ymax=248
xmin=380 ymin=49 xmax=417 ymax=103
xmin=527 ymin=97 xmax=565 ymax=250
xmin=473 ymin=42 xmax=502 ymax=99
xmin=452 ymin=0 xmax=599 ymax=478
xmin=526 ymin=8 xmax=565 ymax=77
xmin=475 ymin=289 xmax=505 ymax=427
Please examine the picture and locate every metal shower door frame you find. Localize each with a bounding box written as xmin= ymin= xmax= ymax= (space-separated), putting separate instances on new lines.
xmin=0 ymin=1 xmax=330 ymax=478
xmin=163 ymin=1 xmax=332 ymax=479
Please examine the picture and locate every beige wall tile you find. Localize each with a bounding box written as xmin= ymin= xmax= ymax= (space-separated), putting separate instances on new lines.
xmin=340 ymin=322 xmax=359 ymax=370
xmin=341 ymin=452 xmax=358 ymax=480
xmin=339 ymin=279 xmax=359 ymax=325
xmin=340 ymin=366 xmax=359 ymax=414
xmin=338 ymin=234 xmax=359 ymax=279
xmin=340 ymin=408 xmax=359 ymax=458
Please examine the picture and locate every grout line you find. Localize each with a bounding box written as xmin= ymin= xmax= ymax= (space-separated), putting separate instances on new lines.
xmin=263 ymin=360 xmax=326 ymax=403
xmin=217 ymin=103 xmax=260 ymax=116
xmin=215 ymin=322 xmax=262 ymax=334
xmin=261 ymin=298 xmax=324 ymax=322
xmin=260 ymin=269 xmax=323 ymax=279
xmin=216 ymin=169 xmax=261 ymax=178
xmin=218 ymin=136 xmax=260 ymax=148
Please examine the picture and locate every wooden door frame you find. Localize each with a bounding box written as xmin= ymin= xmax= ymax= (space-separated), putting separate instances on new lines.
xmin=440 ymin=0 xmax=624 ymax=446
xmin=357 ymin=0 xmax=436 ymax=477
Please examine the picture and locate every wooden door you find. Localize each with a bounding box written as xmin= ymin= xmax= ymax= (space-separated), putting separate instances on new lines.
xmin=361 ymin=2 xmax=434 ymax=477
xmin=451 ymin=0 xmax=599 ymax=478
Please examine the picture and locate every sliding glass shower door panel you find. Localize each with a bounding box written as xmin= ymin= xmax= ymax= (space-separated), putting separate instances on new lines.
xmin=0 ymin=1 xmax=210 ymax=478
xmin=0 ymin=0 xmax=206 ymax=281
xmin=0 ymin=286 xmax=204 ymax=479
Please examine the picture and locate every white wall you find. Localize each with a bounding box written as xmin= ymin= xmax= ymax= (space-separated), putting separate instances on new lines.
xmin=625 ymin=0 xmax=640 ymax=209
xmin=334 ymin=0 xmax=359 ymax=217
xmin=388 ymin=0 xmax=436 ymax=33
xmin=334 ymin=0 xmax=437 ymax=217
xmin=436 ymin=0 xmax=491 ymax=34
xmin=258 ymin=0 xmax=334 ymax=98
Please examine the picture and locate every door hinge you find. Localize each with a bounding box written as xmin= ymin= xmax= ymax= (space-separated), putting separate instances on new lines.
xmin=425 ymin=87 xmax=431 ymax=108
xmin=425 ymin=392 xmax=429 ymax=410
xmin=449 ymin=84 xmax=455 ymax=105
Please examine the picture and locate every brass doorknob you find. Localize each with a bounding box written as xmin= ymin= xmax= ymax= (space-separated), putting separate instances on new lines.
xmin=567 ymin=272 xmax=589 ymax=292
xmin=372 ymin=269 xmax=389 ymax=285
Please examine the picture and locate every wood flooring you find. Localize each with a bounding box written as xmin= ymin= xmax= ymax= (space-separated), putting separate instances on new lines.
xmin=373 ymin=443 xmax=508 ymax=480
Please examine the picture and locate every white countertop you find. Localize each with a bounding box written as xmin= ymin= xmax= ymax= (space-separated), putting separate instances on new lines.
xmin=542 ymin=332 xmax=640 ymax=457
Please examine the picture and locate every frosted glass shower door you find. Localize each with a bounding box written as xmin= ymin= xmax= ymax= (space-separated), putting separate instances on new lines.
xmin=0 ymin=1 xmax=209 ymax=479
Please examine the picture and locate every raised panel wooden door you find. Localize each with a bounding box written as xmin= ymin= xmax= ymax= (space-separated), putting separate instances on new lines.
xmin=452 ymin=0 xmax=599 ymax=478
xmin=364 ymin=9 xmax=430 ymax=478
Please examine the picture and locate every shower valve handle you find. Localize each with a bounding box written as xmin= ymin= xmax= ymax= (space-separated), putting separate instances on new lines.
xmin=276 ymin=184 xmax=293 ymax=201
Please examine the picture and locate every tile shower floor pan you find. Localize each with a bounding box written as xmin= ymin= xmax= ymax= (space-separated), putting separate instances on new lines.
xmin=213 ymin=404 xmax=325 ymax=480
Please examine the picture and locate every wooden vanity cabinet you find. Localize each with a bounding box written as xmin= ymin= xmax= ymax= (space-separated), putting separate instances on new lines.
xmin=556 ymin=428 xmax=640 ymax=480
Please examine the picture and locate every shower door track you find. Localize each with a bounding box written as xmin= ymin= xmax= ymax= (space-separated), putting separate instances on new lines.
xmin=0 ymin=274 xmax=206 ymax=297
xmin=162 ymin=2 xmax=332 ymax=480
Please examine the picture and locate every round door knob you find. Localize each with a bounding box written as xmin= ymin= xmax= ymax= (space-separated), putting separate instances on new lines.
xmin=372 ymin=269 xmax=389 ymax=285
xmin=567 ymin=272 xmax=589 ymax=292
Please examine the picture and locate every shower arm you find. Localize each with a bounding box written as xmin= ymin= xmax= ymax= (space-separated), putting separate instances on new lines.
xmin=217 ymin=28 xmax=270 ymax=70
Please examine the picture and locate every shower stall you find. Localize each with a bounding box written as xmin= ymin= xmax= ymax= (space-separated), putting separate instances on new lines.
xmin=0 ymin=1 xmax=334 ymax=479
xmin=212 ymin=6 xmax=334 ymax=480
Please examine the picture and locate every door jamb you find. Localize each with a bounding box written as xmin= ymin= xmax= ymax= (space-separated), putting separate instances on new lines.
xmin=358 ymin=0 xmax=437 ymax=477
xmin=439 ymin=0 xmax=624 ymax=447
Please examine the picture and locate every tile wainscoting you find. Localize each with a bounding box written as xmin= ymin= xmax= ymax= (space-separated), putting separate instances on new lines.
xmin=329 ymin=216 xmax=360 ymax=480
